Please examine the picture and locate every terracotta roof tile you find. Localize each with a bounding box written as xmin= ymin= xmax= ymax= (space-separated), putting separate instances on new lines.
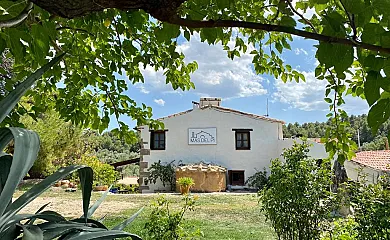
xmin=157 ymin=106 xmax=285 ymax=124
xmin=352 ymin=151 xmax=390 ymax=171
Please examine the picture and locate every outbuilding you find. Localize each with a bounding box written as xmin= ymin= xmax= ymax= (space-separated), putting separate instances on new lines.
xmin=345 ymin=150 xmax=390 ymax=184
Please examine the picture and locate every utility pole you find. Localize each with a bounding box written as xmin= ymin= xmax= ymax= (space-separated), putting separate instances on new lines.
xmin=357 ymin=129 xmax=361 ymax=151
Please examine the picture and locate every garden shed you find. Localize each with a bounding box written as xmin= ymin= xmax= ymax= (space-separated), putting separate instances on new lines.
xmin=176 ymin=163 xmax=227 ymax=192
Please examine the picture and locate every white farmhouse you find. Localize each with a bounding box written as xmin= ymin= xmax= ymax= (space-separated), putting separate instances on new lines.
xmin=138 ymin=97 xmax=328 ymax=193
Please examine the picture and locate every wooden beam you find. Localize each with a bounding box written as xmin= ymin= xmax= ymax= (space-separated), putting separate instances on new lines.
xmin=110 ymin=157 xmax=140 ymax=168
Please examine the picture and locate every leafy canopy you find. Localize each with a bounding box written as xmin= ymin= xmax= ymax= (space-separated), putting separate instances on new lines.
xmin=1 ymin=0 xmax=390 ymax=162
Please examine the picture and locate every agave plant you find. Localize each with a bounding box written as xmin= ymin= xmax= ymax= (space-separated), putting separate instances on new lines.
xmin=0 ymin=54 xmax=143 ymax=239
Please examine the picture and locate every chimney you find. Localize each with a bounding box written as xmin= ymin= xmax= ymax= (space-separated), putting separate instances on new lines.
xmin=199 ymin=97 xmax=221 ymax=108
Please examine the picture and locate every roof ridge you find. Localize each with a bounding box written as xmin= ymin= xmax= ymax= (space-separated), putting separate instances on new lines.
xmin=156 ymin=105 xmax=285 ymax=124
xmin=207 ymin=105 xmax=285 ymax=124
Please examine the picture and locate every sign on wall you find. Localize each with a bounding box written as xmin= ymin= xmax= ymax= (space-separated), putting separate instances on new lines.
xmin=188 ymin=128 xmax=217 ymax=145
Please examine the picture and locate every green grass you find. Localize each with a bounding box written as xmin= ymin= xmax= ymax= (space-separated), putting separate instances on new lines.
xmin=14 ymin=190 xmax=276 ymax=239
xmin=101 ymin=194 xmax=276 ymax=240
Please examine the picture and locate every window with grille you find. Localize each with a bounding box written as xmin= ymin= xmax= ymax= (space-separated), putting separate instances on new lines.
xmin=234 ymin=130 xmax=251 ymax=150
xmin=151 ymin=131 xmax=166 ymax=150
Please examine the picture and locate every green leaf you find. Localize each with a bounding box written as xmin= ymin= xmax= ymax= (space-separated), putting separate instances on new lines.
xmin=323 ymin=11 xmax=345 ymax=35
xmin=63 ymin=230 xmax=140 ymax=240
xmin=0 ymin=154 xmax=12 ymax=194
xmin=7 ymin=29 xmax=24 ymax=60
xmin=26 ymin=202 xmax=52 ymax=225
xmin=78 ymin=167 xmax=93 ymax=224
xmin=0 ymin=165 xmax=92 ymax=228
xmin=363 ymin=55 xmax=384 ymax=71
xmin=372 ymin=0 xmax=390 ymax=14
xmin=364 ymin=71 xmax=382 ymax=106
xmin=112 ymin=207 xmax=144 ymax=230
xmin=380 ymin=32 xmax=390 ymax=48
xmin=21 ymin=225 xmax=43 ymax=240
xmin=81 ymin=185 xmax=111 ymax=219
xmin=0 ymin=53 xmax=65 ymax=123
xmin=384 ymin=59 xmax=390 ymax=78
xmin=38 ymin=222 xmax=101 ymax=239
xmin=0 ymin=36 xmax=5 ymax=55
xmin=0 ymin=128 xmax=40 ymax=218
xmin=280 ymin=16 xmax=296 ymax=27
xmin=216 ymin=0 xmax=230 ymax=9
xmin=316 ymin=43 xmax=353 ymax=74
xmin=200 ymin=28 xmax=224 ymax=44
xmin=184 ymin=30 xmax=190 ymax=41
xmin=324 ymin=98 xmax=332 ymax=104
xmin=31 ymin=24 xmax=50 ymax=61
xmin=361 ymin=23 xmax=385 ymax=45
xmin=155 ymin=23 xmax=180 ymax=42
xmin=380 ymin=78 xmax=390 ymax=93
xmin=343 ymin=0 xmax=366 ymax=14
xmin=368 ymin=98 xmax=390 ymax=134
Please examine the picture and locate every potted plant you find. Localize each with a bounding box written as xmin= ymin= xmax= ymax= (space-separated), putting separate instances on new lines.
xmin=177 ymin=177 xmax=195 ymax=195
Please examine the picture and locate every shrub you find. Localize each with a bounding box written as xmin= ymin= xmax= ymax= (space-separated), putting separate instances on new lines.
xmin=346 ymin=172 xmax=390 ymax=239
xmin=144 ymin=195 xmax=202 ymax=240
xmin=321 ymin=217 xmax=358 ymax=240
xmin=147 ymin=160 xmax=176 ymax=191
xmin=260 ymin=142 xmax=335 ymax=240
xmin=245 ymin=168 xmax=268 ymax=191
xmin=114 ymin=183 xmax=140 ymax=193
xmin=76 ymin=155 xmax=119 ymax=186
xmin=177 ymin=177 xmax=195 ymax=188
xmin=177 ymin=177 xmax=195 ymax=195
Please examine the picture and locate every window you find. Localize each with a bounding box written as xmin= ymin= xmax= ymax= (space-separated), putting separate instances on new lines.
xmin=151 ymin=131 xmax=166 ymax=150
xmin=228 ymin=170 xmax=245 ymax=186
xmin=234 ymin=129 xmax=251 ymax=150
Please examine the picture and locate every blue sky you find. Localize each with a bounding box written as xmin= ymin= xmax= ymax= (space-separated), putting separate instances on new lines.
xmin=109 ymin=34 xmax=369 ymax=130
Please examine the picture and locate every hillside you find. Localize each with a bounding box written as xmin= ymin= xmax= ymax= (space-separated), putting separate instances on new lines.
xmin=283 ymin=115 xmax=389 ymax=151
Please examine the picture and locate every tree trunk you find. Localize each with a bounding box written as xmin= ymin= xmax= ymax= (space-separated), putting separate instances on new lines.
xmin=332 ymin=159 xmax=351 ymax=216
xmin=331 ymin=159 xmax=348 ymax=193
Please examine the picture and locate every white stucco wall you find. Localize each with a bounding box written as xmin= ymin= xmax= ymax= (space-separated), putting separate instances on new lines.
xmin=140 ymin=107 xmax=328 ymax=193
xmin=277 ymin=138 xmax=329 ymax=160
xmin=344 ymin=160 xmax=385 ymax=184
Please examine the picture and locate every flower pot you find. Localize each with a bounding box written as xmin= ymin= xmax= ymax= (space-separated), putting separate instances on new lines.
xmin=94 ymin=186 xmax=104 ymax=191
xmin=180 ymin=185 xmax=191 ymax=195
xmin=102 ymin=185 xmax=108 ymax=191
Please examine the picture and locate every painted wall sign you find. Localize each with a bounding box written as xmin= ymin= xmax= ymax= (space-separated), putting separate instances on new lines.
xmin=188 ymin=128 xmax=217 ymax=145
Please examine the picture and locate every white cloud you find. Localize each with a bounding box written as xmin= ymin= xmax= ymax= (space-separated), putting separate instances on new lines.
xmin=273 ymin=71 xmax=327 ymax=111
xmin=294 ymin=48 xmax=308 ymax=55
xmin=273 ymin=71 xmax=369 ymax=115
xmin=135 ymin=34 xmax=267 ymax=100
xmin=154 ymin=98 xmax=165 ymax=106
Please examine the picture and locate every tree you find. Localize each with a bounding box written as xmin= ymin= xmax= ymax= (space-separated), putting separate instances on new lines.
xmin=2 ymin=0 xmax=390 ymax=164
xmin=21 ymin=109 xmax=85 ymax=177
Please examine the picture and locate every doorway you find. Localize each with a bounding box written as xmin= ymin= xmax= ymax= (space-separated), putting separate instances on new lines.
xmin=228 ymin=170 xmax=245 ymax=186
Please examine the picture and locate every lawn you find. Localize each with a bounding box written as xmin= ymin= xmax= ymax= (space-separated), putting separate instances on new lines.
xmin=15 ymin=190 xmax=276 ymax=239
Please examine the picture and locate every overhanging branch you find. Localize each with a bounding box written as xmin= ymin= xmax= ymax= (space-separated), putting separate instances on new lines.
xmin=166 ymin=16 xmax=390 ymax=54
xmin=0 ymin=2 xmax=33 ymax=28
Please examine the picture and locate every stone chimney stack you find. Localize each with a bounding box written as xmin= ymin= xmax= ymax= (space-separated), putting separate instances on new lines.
xmin=199 ymin=97 xmax=221 ymax=108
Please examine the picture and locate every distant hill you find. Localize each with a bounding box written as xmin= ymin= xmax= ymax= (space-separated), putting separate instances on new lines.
xmin=283 ymin=114 xmax=389 ymax=151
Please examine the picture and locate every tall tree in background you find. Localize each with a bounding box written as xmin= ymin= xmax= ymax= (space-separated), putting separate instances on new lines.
xmin=1 ymin=0 xmax=390 ymax=166
xmin=283 ymin=114 xmax=390 ymax=151
xmin=21 ymin=110 xmax=140 ymax=177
